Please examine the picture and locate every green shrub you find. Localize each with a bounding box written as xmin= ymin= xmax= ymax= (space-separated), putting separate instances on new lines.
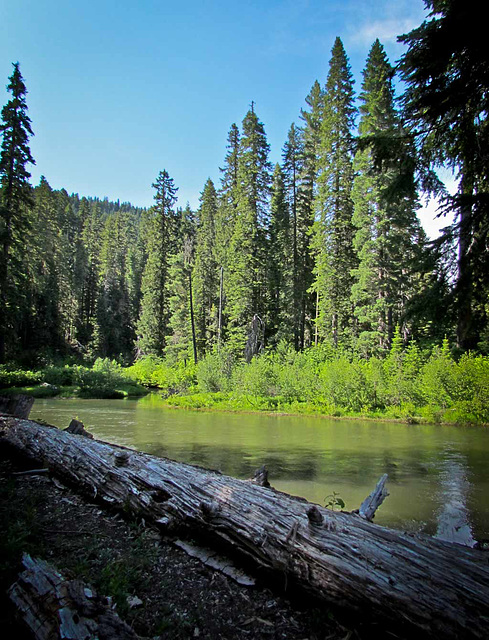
xmin=0 ymin=367 xmax=41 ymax=388
xmin=196 ymin=348 xmax=235 ymax=393
xmin=73 ymin=358 xmax=128 ymax=394
xmin=41 ymin=365 xmax=75 ymax=386
xmin=231 ymin=356 xmax=278 ymax=397
xmin=126 ymin=356 xmax=196 ymax=395
xmin=420 ymin=342 xmax=455 ymax=409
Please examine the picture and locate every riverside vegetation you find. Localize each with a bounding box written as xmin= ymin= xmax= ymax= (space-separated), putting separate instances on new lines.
xmin=2 ymin=336 xmax=488 ymax=424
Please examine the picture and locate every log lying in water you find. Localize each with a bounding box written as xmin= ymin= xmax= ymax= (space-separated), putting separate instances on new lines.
xmin=9 ymin=553 xmax=140 ymax=640
xmin=1 ymin=415 xmax=489 ymax=640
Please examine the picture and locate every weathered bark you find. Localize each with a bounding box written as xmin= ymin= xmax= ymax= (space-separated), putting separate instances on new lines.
xmin=0 ymin=393 xmax=34 ymax=419
xmin=9 ymin=553 xmax=140 ymax=640
xmin=2 ymin=415 xmax=489 ymax=639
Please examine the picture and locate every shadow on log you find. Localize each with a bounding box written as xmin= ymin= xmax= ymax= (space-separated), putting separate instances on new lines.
xmin=1 ymin=416 xmax=489 ymax=640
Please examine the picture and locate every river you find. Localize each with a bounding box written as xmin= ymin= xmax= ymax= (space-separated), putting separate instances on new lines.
xmin=31 ymin=395 xmax=489 ymax=543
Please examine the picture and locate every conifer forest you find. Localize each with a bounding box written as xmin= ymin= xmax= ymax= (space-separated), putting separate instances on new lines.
xmin=0 ymin=1 xmax=488 ymax=423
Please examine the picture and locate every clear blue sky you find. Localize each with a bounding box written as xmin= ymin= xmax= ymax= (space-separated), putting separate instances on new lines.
xmin=2 ymin=0 xmax=445 ymax=234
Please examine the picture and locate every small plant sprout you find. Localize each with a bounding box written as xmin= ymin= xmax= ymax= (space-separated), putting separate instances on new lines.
xmin=325 ymin=492 xmax=345 ymax=511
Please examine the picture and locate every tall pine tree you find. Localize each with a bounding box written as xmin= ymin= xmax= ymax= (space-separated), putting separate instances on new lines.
xmin=400 ymin=0 xmax=489 ymax=350
xmin=267 ymin=163 xmax=294 ymax=344
xmin=192 ymin=178 xmax=219 ymax=356
xmin=311 ymin=38 xmax=356 ymax=346
xmin=0 ymin=63 xmax=35 ymax=361
xmin=226 ymin=106 xmax=272 ymax=356
xmin=136 ymin=170 xmax=178 ymax=356
xmin=351 ymin=40 xmax=423 ymax=353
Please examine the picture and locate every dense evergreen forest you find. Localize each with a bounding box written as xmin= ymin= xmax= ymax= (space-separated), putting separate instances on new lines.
xmin=1 ymin=1 xmax=487 ymax=370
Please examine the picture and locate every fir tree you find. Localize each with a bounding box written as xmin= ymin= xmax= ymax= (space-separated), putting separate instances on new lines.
xmin=25 ymin=177 xmax=62 ymax=351
xmin=268 ymin=163 xmax=294 ymax=344
xmin=137 ymin=170 xmax=178 ymax=356
xmin=351 ymin=40 xmax=423 ymax=354
xmin=311 ymin=38 xmax=356 ymax=346
xmin=226 ymin=106 xmax=272 ymax=355
xmin=400 ymin=0 xmax=489 ymax=350
xmin=192 ymin=178 xmax=219 ymax=356
xmin=167 ymin=203 xmax=197 ymax=362
xmin=0 ymin=62 xmax=35 ymax=361
xmin=283 ymin=122 xmax=315 ymax=348
xmin=94 ymin=211 xmax=134 ymax=359
xmin=78 ymin=201 xmax=103 ymax=348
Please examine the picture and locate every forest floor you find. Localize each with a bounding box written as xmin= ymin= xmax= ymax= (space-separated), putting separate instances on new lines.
xmin=0 ymin=448 xmax=399 ymax=640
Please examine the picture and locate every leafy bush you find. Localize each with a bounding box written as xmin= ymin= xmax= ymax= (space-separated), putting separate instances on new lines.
xmin=41 ymin=365 xmax=76 ymax=386
xmin=0 ymin=368 xmax=41 ymax=389
xmin=196 ymin=348 xmax=235 ymax=393
xmin=232 ymin=356 xmax=278 ymax=397
xmin=420 ymin=341 xmax=455 ymax=409
xmin=126 ymin=356 xmax=196 ymax=395
xmin=71 ymin=358 xmax=130 ymax=398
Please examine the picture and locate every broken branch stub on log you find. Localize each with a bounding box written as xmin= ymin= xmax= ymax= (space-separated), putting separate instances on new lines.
xmin=2 ymin=416 xmax=489 ymax=640
xmin=358 ymin=473 xmax=389 ymax=521
xmin=250 ymin=464 xmax=270 ymax=487
xmin=65 ymin=418 xmax=93 ymax=439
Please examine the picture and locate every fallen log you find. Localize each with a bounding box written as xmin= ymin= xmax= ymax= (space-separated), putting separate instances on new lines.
xmin=2 ymin=416 xmax=489 ymax=640
xmin=9 ymin=553 xmax=140 ymax=640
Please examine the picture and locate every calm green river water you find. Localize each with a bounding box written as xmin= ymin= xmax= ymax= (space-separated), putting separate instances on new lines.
xmin=31 ymin=396 xmax=489 ymax=543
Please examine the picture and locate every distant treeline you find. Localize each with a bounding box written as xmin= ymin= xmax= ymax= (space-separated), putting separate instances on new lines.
xmin=1 ymin=2 xmax=487 ymax=366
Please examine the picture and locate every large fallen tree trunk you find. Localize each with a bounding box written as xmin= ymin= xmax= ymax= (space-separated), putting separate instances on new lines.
xmin=2 ymin=416 xmax=489 ymax=639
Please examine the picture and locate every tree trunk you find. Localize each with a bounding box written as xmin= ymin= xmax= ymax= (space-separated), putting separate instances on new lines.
xmin=1 ymin=416 xmax=489 ymax=640
xmin=188 ymin=271 xmax=198 ymax=364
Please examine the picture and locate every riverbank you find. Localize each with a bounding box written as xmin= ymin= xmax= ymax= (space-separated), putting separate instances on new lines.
xmin=156 ymin=391 xmax=489 ymax=427
xmin=0 ymin=448 xmax=378 ymax=640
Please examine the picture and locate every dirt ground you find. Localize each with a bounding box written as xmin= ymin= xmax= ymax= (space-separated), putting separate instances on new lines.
xmin=0 ymin=448 xmax=394 ymax=640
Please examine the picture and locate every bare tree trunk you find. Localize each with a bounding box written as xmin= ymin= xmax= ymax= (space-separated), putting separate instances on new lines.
xmin=188 ymin=271 xmax=198 ymax=364
xmin=218 ymin=266 xmax=223 ymax=351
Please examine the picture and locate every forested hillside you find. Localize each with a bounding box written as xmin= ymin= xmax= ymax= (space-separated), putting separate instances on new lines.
xmin=1 ymin=1 xmax=487 ymax=368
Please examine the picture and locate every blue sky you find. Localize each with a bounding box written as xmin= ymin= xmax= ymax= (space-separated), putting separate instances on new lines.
xmin=1 ymin=0 xmax=446 ymax=235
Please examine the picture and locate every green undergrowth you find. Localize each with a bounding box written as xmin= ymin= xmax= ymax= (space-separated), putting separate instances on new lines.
xmin=0 ymin=358 xmax=148 ymax=400
xmin=134 ymin=338 xmax=489 ymax=425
